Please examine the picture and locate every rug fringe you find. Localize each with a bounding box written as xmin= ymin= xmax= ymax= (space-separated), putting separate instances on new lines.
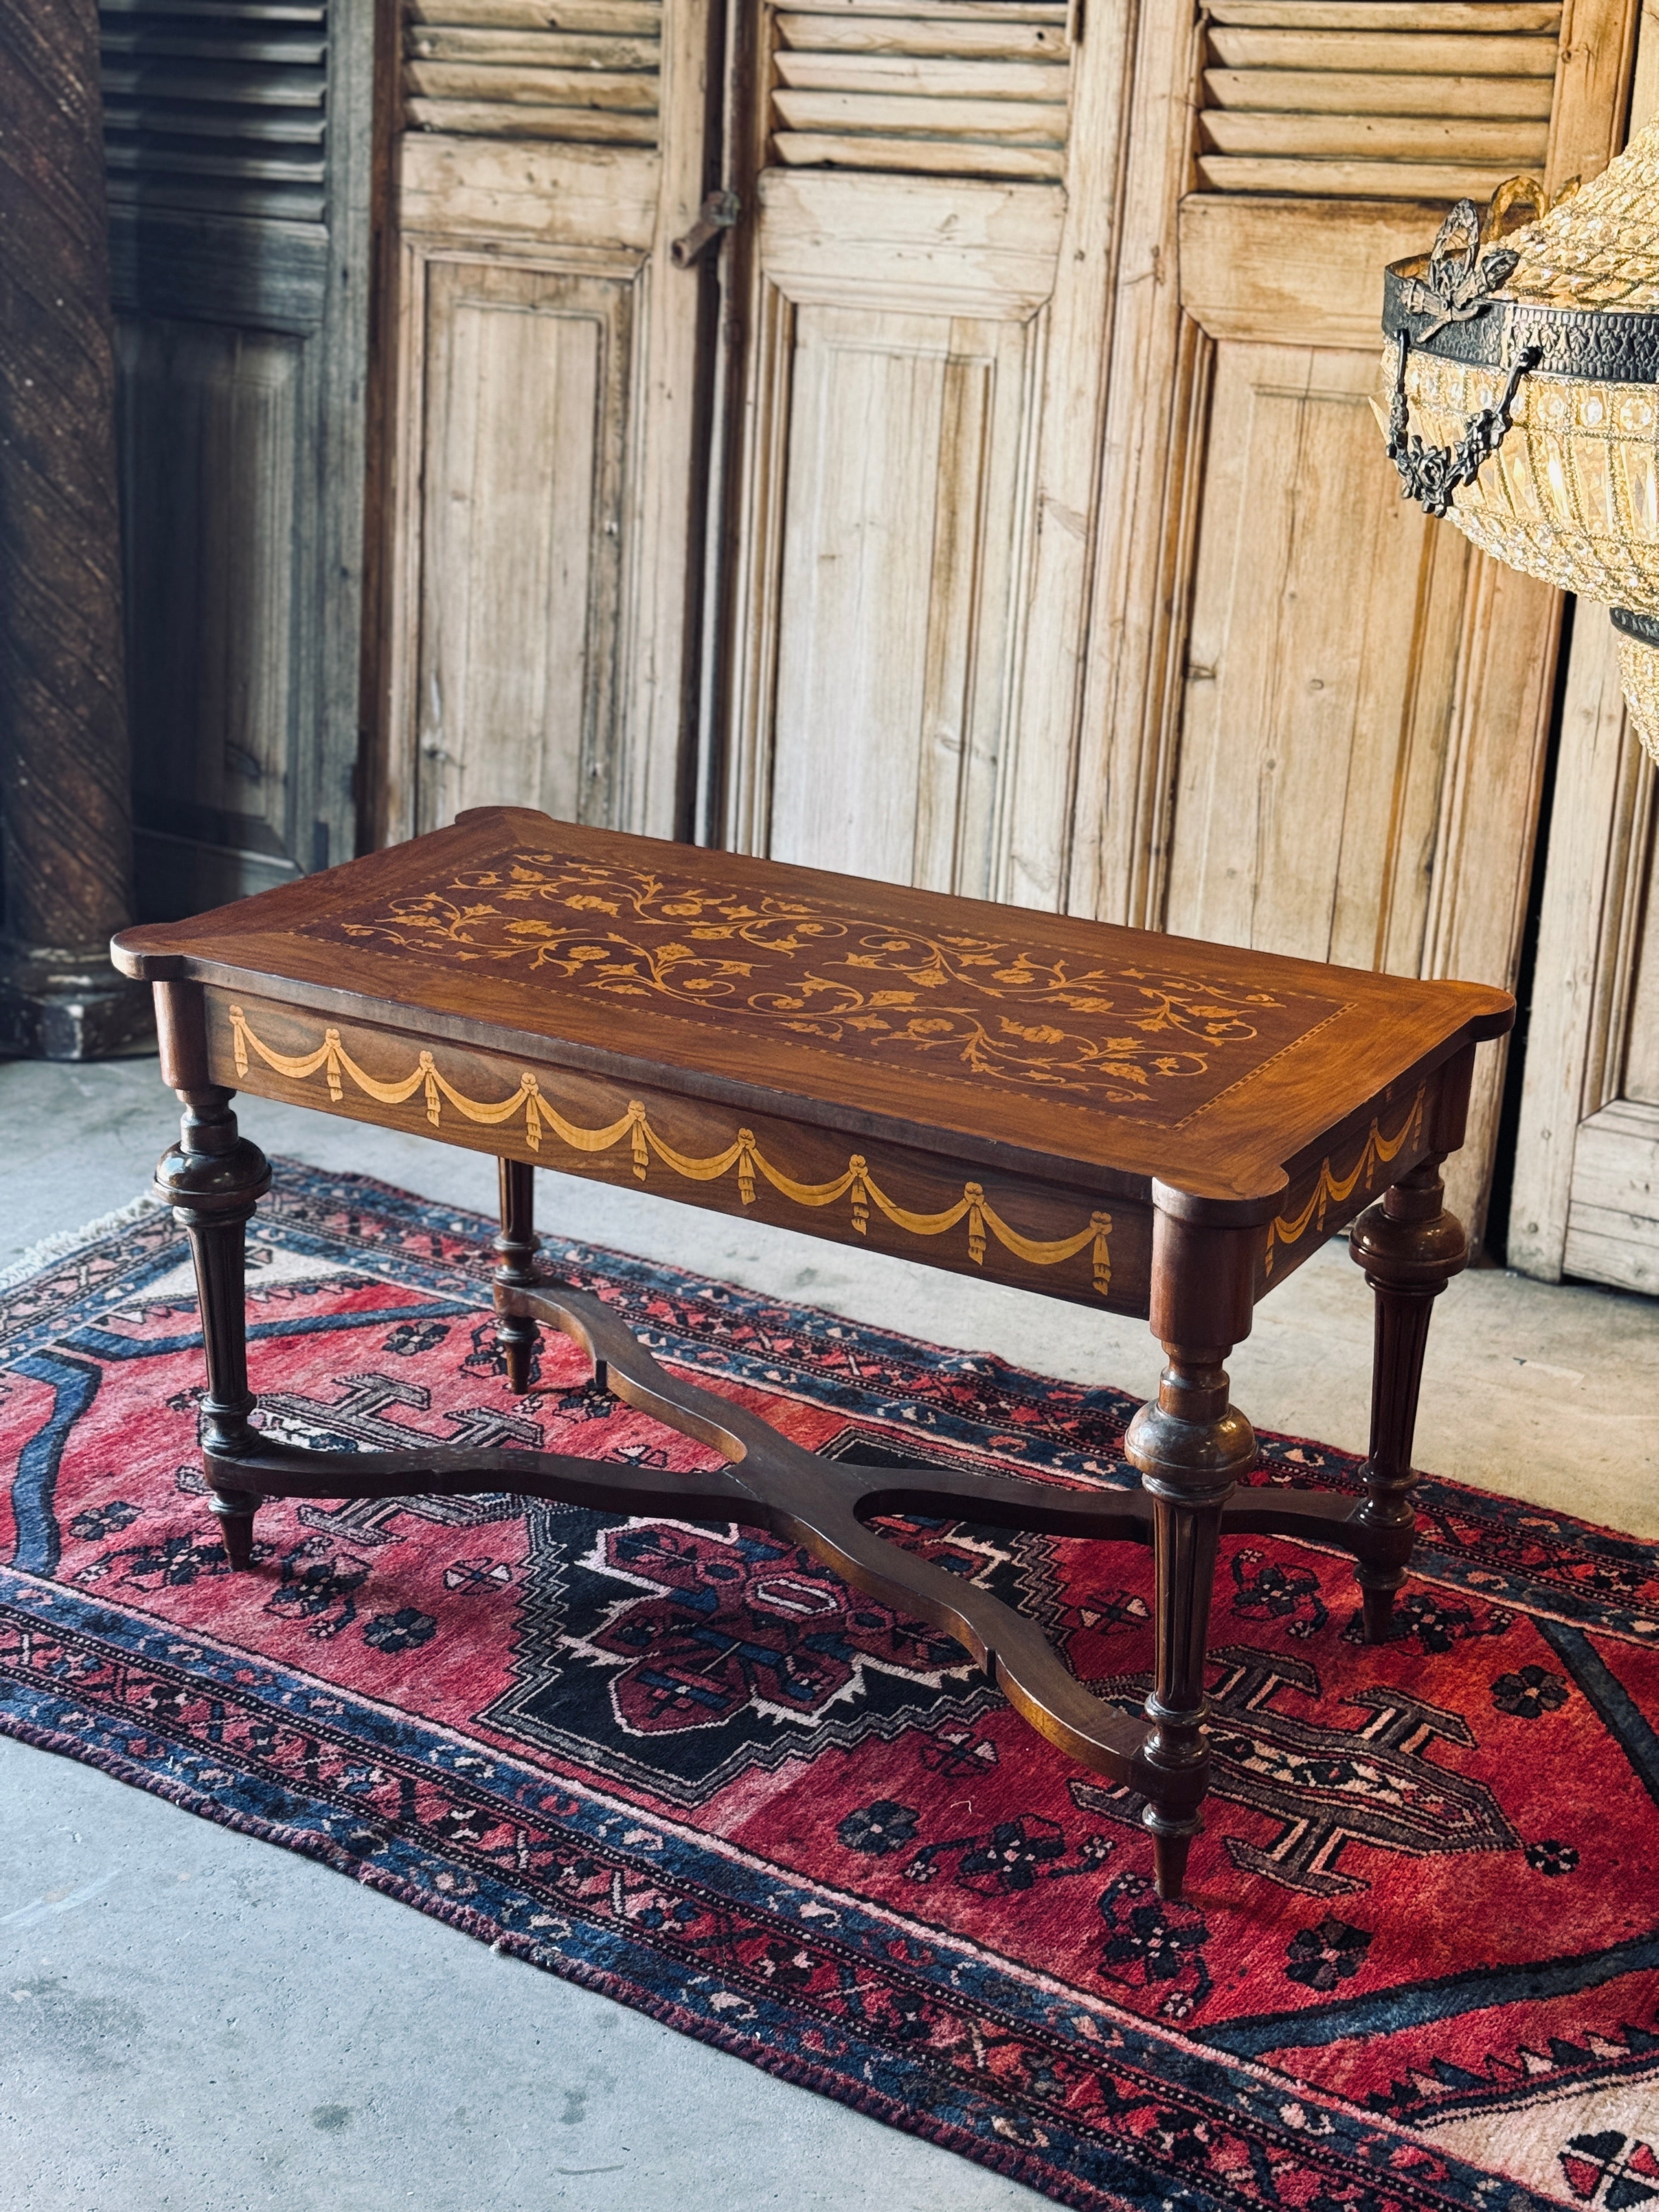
xmin=0 ymin=1190 xmax=166 ymax=1294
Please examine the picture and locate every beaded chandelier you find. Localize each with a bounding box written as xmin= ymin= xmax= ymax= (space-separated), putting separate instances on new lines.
xmin=1381 ymin=125 xmax=1659 ymax=762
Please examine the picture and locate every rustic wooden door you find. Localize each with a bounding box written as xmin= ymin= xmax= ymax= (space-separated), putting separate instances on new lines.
xmin=104 ymin=0 xmax=373 ymax=918
xmin=373 ymin=0 xmax=716 ymax=846
xmin=1503 ymin=55 xmax=1659 ymax=1296
xmin=714 ymin=0 xmax=1126 ymax=905
xmin=1066 ymin=0 xmax=1639 ymax=1234
xmin=1510 ymin=610 xmax=1659 ymax=1291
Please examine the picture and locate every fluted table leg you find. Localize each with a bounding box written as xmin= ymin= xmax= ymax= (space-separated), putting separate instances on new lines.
xmin=1126 ymin=1190 xmax=1265 ymax=1901
xmin=1348 ymin=1153 xmax=1467 ymax=1641
xmin=494 ymin=1158 xmax=540 ymax=1395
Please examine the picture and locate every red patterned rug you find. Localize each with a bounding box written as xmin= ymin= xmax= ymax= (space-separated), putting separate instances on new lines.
xmin=2 ymin=1163 xmax=1657 ymax=2211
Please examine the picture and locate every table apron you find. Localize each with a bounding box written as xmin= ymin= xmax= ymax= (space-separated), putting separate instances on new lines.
xmin=200 ymin=990 xmax=1452 ymax=1318
xmin=205 ymin=990 xmax=1153 ymax=1313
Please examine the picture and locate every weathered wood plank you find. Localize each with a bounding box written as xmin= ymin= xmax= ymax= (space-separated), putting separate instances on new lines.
xmin=1206 ymin=24 xmax=1559 ymax=68
xmin=397 ymin=132 xmax=663 ymax=238
xmin=382 ymin=0 xmax=708 ymax=855
xmin=1199 ymin=110 xmax=1547 ymax=159
xmin=1423 ymin=557 xmax=1562 ymax=1244
xmin=407 ymin=0 xmax=662 ymax=28
xmin=1546 ymin=0 xmax=1643 ymax=194
xmin=758 ymin=169 xmax=1066 ymax=306
xmin=775 ymin=13 xmax=1069 ymax=59
xmin=406 ymin=29 xmax=662 ymax=67
xmin=724 ymin=0 xmax=1124 ymax=911
xmin=1067 ymin=0 xmax=1207 ymax=929
xmin=1618 ymin=805 xmax=1659 ymax=1107
xmin=1177 ymin=193 xmax=1458 ymax=346
xmin=1201 ymin=65 xmax=1555 ymax=114
xmin=772 ymin=89 xmax=1069 ymax=142
xmin=1195 ymin=151 xmax=1523 ymax=194
xmin=406 ymin=97 xmax=658 ymax=140
xmin=765 ymin=308 xmax=1030 ymax=893
xmin=773 ymin=131 xmax=1065 ymax=178
xmin=405 ymin=63 xmax=660 ymax=106
xmin=995 ymin=0 xmax=1143 ymax=911
xmin=774 ymin=52 xmax=1068 ymax=97
xmin=1165 ymin=344 xmax=1465 ymax=978
xmin=108 ymin=206 xmax=328 ymax=329
xmin=411 ymin=261 xmax=628 ymax=832
xmin=1209 ymin=0 xmax=1559 ymax=26
xmin=1562 ymin=1101 xmax=1659 ymax=1293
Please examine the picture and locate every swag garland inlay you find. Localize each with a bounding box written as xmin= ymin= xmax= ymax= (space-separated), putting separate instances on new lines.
xmin=226 ymin=1003 xmax=1116 ymax=1293
xmin=1264 ymin=1090 xmax=1427 ymax=1277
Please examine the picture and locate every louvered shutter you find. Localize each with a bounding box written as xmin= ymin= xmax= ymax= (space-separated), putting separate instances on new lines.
xmin=770 ymin=6 xmax=1070 ymax=179
xmin=403 ymin=0 xmax=662 ymax=144
xmin=1197 ymin=0 xmax=1556 ymax=200
xmin=101 ymin=0 xmax=372 ymax=916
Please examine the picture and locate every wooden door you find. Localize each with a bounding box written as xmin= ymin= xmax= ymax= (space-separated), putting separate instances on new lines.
xmin=1070 ymin=0 xmax=1639 ymax=1236
xmin=716 ymin=0 xmax=1126 ymax=905
xmin=1509 ymin=610 xmax=1659 ymax=1290
xmin=371 ymin=0 xmax=715 ymax=845
xmin=1502 ymin=51 xmax=1659 ymax=1296
xmin=103 ymin=0 xmax=373 ymax=917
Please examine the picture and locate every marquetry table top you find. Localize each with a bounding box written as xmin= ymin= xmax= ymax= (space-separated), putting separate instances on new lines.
xmin=112 ymin=809 xmax=1513 ymax=1209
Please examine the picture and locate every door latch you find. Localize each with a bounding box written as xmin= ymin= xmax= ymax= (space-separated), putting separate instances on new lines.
xmin=670 ymin=190 xmax=741 ymax=269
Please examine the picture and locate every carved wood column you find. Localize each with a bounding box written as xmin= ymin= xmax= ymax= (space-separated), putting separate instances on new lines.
xmin=0 ymin=0 xmax=148 ymax=1057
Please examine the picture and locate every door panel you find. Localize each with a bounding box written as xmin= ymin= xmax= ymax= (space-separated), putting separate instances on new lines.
xmin=1511 ymin=607 xmax=1659 ymax=1289
xmin=1168 ymin=345 xmax=1467 ymax=973
xmin=413 ymin=262 xmax=633 ymax=827
xmin=720 ymin=0 xmax=1125 ymax=907
xmin=117 ymin=324 xmax=303 ymax=904
xmin=104 ymin=0 xmax=372 ymax=915
xmin=376 ymin=0 xmax=712 ymax=845
xmin=1076 ymin=0 xmax=1639 ymax=1238
xmin=764 ymin=303 xmax=1035 ymax=890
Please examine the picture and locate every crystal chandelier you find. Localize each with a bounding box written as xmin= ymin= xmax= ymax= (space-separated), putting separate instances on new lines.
xmin=1381 ymin=125 xmax=1659 ymax=762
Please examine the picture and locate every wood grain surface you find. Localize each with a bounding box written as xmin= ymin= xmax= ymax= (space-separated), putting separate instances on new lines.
xmin=114 ymin=809 xmax=1511 ymax=1212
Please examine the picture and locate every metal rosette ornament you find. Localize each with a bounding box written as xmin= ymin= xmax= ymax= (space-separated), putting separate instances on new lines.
xmin=1381 ymin=126 xmax=1659 ymax=764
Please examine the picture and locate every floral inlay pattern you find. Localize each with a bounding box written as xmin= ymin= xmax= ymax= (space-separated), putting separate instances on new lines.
xmin=318 ymin=854 xmax=1327 ymax=1110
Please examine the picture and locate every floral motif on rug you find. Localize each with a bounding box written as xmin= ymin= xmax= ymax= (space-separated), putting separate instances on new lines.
xmin=2 ymin=1163 xmax=1656 ymax=2212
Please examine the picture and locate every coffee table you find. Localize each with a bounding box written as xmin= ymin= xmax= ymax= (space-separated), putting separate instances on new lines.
xmin=111 ymin=809 xmax=1512 ymax=1900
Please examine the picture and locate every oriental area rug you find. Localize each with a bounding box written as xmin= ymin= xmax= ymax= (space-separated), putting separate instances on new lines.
xmin=2 ymin=1164 xmax=1657 ymax=2212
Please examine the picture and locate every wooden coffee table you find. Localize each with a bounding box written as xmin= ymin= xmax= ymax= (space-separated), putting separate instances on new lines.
xmin=111 ymin=809 xmax=1512 ymax=1900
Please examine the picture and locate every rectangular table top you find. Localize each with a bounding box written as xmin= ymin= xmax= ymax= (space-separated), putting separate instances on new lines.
xmin=112 ymin=809 xmax=1513 ymax=1212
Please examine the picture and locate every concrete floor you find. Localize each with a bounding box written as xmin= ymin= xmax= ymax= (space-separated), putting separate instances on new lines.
xmin=3 ymin=1056 xmax=1657 ymax=2210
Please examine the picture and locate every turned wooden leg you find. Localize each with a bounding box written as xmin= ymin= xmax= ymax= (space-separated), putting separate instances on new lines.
xmin=1125 ymin=1194 xmax=1263 ymax=1901
xmin=494 ymin=1158 xmax=540 ymax=1395
xmin=153 ymin=1086 xmax=272 ymax=1570
xmin=1347 ymin=1153 xmax=1467 ymax=1643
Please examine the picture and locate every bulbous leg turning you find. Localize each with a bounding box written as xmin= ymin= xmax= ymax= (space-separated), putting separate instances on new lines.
xmin=154 ymin=1086 xmax=271 ymax=1570
xmin=1125 ymin=1344 xmax=1257 ymax=1901
xmin=494 ymin=1158 xmax=540 ymax=1393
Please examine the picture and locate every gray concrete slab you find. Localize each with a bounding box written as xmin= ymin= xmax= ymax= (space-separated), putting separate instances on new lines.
xmin=1 ymin=1053 xmax=1656 ymax=2210
xmin=0 ymin=1736 xmax=1038 ymax=2212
